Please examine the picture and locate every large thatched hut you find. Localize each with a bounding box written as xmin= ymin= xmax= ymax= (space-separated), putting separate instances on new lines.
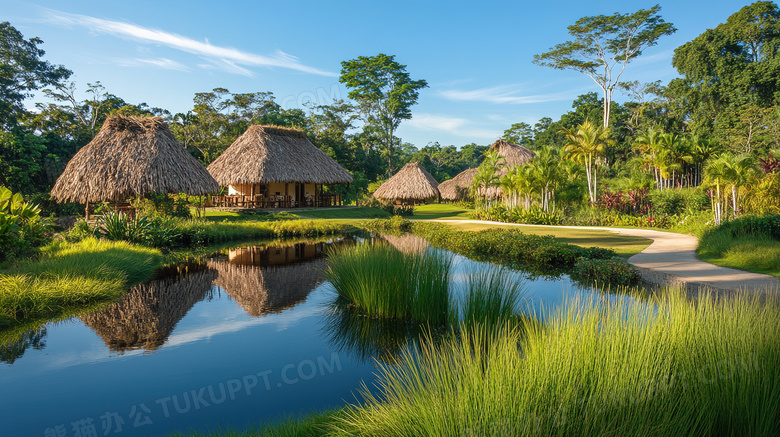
xmin=373 ymin=162 xmax=439 ymax=205
xmin=51 ymin=116 xmax=218 ymax=216
xmin=438 ymin=167 xmax=479 ymax=201
xmin=481 ymin=139 xmax=536 ymax=198
xmin=80 ymin=263 xmax=216 ymax=352
xmin=206 ymin=125 xmax=353 ymax=208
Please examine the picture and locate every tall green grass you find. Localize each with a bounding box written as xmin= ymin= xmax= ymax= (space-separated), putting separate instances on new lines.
xmin=325 ymin=244 xmax=452 ymax=323
xmin=333 ymin=292 xmax=780 ymax=436
xmin=460 ymin=265 xmax=525 ymax=332
xmin=0 ymin=238 xmax=163 ymax=329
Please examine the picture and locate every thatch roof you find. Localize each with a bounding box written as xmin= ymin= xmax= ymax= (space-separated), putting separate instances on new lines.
xmin=438 ymin=168 xmax=479 ymax=201
xmin=482 ymin=139 xmax=536 ymax=198
xmin=373 ymin=162 xmax=440 ymax=201
xmin=51 ymin=116 xmax=218 ymax=203
xmin=80 ymin=263 xmax=216 ymax=352
xmin=489 ymin=139 xmax=536 ymax=167
xmin=207 ymin=125 xmax=353 ymax=185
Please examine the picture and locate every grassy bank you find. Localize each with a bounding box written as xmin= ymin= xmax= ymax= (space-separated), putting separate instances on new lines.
xmin=0 ymin=238 xmax=164 ymax=330
xmin=697 ymin=215 xmax=780 ymax=277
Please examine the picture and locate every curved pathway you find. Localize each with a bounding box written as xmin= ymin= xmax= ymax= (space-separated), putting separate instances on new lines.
xmin=432 ymin=220 xmax=780 ymax=293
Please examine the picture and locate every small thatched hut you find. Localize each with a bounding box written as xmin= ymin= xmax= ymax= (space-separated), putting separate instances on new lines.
xmin=51 ymin=116 xmax=218 ymax=216
xmin=482 ymin=139 xmax=536 ymax=198
xmin=80 ymin=263 xmax=216 ymax=352
xmin=438 ymin=167 xmax=479 ymax=201
xmin=373 ymin=162 xmax=439 ymax=205
xmin=206 ymin=125 xmax=353 ymax=207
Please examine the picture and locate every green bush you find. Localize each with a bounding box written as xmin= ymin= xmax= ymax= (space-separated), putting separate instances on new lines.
xmin=0 ymin=187 xmax=52 ymax=262
xmin=573 ymin=257 xmax=641 ymax=285
xmin=472 ymin=206 xmax=562 ymax=225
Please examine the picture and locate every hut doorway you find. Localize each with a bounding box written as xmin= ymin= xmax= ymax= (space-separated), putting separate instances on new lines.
xmin=295 ymin=183 xmax=305 ymax=207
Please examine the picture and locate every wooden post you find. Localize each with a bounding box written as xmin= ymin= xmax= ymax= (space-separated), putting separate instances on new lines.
xmin=85 ymin=201 xmax=90 ymax=221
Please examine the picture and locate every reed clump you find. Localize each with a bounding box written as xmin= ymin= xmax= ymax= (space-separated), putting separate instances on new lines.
xmin=333 ymin=292 xmax=780 ymax=436
xmin=325 ymin=244 xmax=452 ymax=324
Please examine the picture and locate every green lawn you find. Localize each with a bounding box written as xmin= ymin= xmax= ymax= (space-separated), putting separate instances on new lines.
xmin=411 ymin=204 xmax=473 ymax=220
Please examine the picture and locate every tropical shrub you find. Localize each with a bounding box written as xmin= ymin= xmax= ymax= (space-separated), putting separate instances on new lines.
xmin=573 ymin=257 xmax=641 ymax=285
xmin=0 ymin=187 xmax=51 ymax=261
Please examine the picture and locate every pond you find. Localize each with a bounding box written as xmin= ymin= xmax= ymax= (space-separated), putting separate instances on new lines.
xmin=0 ymin=234 xmax=643 ymax=437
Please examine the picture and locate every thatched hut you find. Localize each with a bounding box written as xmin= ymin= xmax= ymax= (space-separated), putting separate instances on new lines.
xmin=373 ymin=162 xmax=439 ymax=205
xmin=51 ymin=116 xmax=218 ymax=217
xmin=80 ymin=263 xmax=216 ymax=352
xmin=481 ymin=139 xmax=536 ymax=198
xmin=438 ymin=168 xmax=479 ymax=201
xmin=206 ymin=125 xmax=353 ymax=208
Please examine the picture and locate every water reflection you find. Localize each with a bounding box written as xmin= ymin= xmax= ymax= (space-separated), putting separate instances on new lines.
xmin=209 ymin=239 xmax=352 ymax=317
xmin=322 ymin=306 xmax=439 ymax=364
xmin=79 ymin=262 xmax=217 ymax=352
xmin=0 ymin=326 xmax=47 ymax=364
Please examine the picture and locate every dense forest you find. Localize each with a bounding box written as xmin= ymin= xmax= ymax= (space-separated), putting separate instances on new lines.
xmin=1 ymin=2 xmax=779 ymax=220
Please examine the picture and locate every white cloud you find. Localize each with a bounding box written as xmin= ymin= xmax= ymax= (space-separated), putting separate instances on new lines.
xmin=439 ymin=84 xmax=576 ymax=105
xmin=44 ymin=9 xmax=336 ymax=77
xmin=115 ymin=57 xmax=190 ymax=72
xmin=407 ymin=113 xmax=499 ymax=140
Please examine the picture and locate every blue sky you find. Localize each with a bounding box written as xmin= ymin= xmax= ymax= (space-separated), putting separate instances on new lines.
xmin=4 ymin=0 xmax=759 ymax=148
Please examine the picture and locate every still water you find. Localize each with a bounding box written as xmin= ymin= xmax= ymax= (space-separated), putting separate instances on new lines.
xmin=0 ymin=234 xmax=640 ymax=436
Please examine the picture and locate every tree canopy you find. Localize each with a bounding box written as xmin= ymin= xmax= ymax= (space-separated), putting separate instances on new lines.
xmin=534 ymin=5 xmax=676 ymax=128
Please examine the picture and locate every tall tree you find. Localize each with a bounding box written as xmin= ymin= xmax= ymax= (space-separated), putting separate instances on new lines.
xmin=339 ymin=53 xmax=428 ymax=175
xmin=533 ymin=5 xmax=676 ymax=128
xmin=0 ymin=22 xmax=71 ymax=129
xmin=671 ymin=2 xmax=780 ymax=139
xmin=502 ymin=122 xmax=534 ymax=147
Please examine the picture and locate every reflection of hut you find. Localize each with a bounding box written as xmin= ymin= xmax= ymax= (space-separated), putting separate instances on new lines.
xmin=80 ymin=263 xmax=216 ymax=352
xmin=207 ymin=258 xmax=327 ymax=317
xmin=373 ymin=162 xmax=440 ymax=205
xmin=206 ymin=125 xmax=353 ymax=207
xmin=482 ymin=139 xmax=536 ymax=198
xmin=381 ymin=233 xmax=430 ymax=255
xmin=227 ymin=242 xmax=323 ymax=266
xmin=438 ymin=168 xmax=479 ymax=201
xmin=207 ymin=240 xmax=353 ymax=316
xmin=50 ymin=116 xmax=218 ymax=218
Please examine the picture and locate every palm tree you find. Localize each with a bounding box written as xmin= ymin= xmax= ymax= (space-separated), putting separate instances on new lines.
xmin=472 ymin=150 xmax=504 ymax=208
xmin=722 ymin=153 xmax=758 ymax=216
xmin=530 ymin=145 xmax=562 ymax=212
xmin=561 ymin=120 xmax=610 ymax=204
xmin=689 ymin=135 xmax=718 ymax=186
xmin=703 ymin=157 xmax=730 ymax=225
xmin=634 ymin=126 xmax=664 ymax=189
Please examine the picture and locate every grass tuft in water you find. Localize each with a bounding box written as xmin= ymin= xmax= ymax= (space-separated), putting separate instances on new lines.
xmin=325 ymin=244 xmax=452 ymax=323
xmin=460 ymin=265 xmax=525 ymax=332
